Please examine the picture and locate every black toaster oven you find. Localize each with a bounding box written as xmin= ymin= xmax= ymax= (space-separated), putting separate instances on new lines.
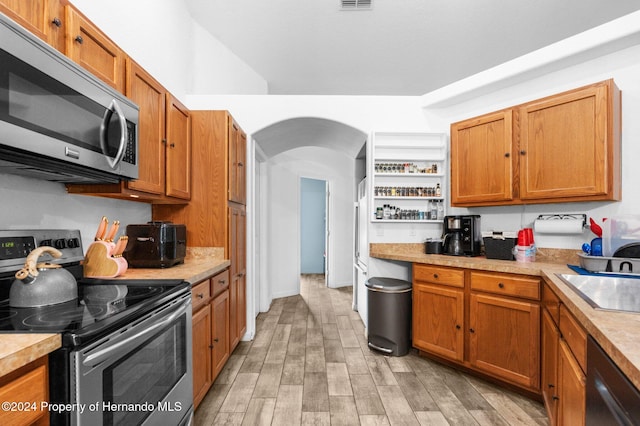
xmin=124 ymin=221 xmax=187 ymax=268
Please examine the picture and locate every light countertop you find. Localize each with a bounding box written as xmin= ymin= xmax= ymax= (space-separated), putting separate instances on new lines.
xmin=0 ymin=249 xmax=229 ymax=378
xmin=370 ymin=243 xmax=640 ymax=391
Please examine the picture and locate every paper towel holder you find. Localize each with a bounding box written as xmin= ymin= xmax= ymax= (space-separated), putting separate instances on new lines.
xmin=535 ymin=214 xmax=587 ymax=233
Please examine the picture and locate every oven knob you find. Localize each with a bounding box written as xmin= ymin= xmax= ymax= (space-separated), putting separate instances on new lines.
xmin=54 ymin=238 xmax=67 ymax=249
xmin=67 ymin=238 xmax=80 ymax=248
xmin=39 ymin=239 xmax=52 ymax=247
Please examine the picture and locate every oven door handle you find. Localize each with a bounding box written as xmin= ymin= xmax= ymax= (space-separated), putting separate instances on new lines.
xmin=82 ymin=299 xmax=189 ymax=367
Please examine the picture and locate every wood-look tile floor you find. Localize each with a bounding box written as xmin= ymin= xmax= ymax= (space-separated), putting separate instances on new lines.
xmin=195 ymin=274 xmax=548 ymax=425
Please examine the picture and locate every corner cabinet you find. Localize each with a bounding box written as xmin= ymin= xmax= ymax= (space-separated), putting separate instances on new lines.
xmin=451 ymin=79 xmax=621 ymax=206
xmin=371 ymin=132 xmax=447 ymax=222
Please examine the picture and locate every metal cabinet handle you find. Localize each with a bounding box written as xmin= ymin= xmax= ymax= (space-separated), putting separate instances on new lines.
xmin=455 ymin=325 xmax=461 ymax=330
xmin=170 ymin=143 xmax=175 ymax=148
xmin=498 ymin=282 xmax=505 ymax=289
xmin=469 ymin=328 xmax=475 ymax=333
xmin=51 ymin=18 xmax=62 ymax=27
xmin=213 ymin=338 xmax=219 ymax=343
xmin=197 ymin=293 xmax=204 ymax=299
xmin=504 ymin=152 xmax=510 ymax=158
xmin=520 ymin=150 xmax=527 ymax=155
xmin=75 ymin=35 xmax=83 ymax=44
xmin=433 ymin=273 xmax=439 ymax=279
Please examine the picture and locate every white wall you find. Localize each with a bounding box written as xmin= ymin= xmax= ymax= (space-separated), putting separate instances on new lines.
xmin=0 ymin=174 xmax=150 ymax=251
xmin=267 ymin=147 xmax=356 ymax=298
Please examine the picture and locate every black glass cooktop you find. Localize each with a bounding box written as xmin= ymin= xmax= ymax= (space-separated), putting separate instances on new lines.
xmin=0 ymin=278 xmax=189 ymax=347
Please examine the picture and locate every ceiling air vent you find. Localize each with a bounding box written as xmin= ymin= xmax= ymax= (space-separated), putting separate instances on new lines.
xmin=341 ymin=0 xmax=372 ymax=10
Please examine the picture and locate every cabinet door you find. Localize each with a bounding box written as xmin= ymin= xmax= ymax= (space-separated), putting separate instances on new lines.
xmin=228 ymin=204 xmax=246 ymax=350
xmin=192 ymin=304 xmax=212 ymax=409
xmin=125 ymin=59 xmax=166 ymax=195
xmin=0 ymin=357 xmax=49 ymax=426
xmin=469 ymin=293 xmax=540 ymax=389
xmin=451 ymin=109 xmax=514 ymax=205
xmin=228 ymin=120 xmax=246 ymax=204
xmin=1 ymin=0 xmax=48 ymax=42
xmin=519 ymin=80 xmax=620 ymax=202
xmin=65 ymin=5 xmax=124 ymax=92
xmin=212 ymin=289 xmax=230 ymax=379
xmin=542 ymin=309 xmax=560 ymax=426
xmin=165 ymin=95 xmax=191 ymax=200
xmin=412 ymin=283 xmax=464 ymax=361
xmin=558 ymin=339 xmax=586 ymax=426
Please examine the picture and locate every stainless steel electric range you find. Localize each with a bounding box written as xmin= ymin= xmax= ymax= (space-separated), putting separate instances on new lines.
xmin=0 ymin=229 xmax=193 ymax=426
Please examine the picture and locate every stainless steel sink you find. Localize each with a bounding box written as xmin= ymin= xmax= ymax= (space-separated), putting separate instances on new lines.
xmin=556 ymin=274 xmax=640 ymax=314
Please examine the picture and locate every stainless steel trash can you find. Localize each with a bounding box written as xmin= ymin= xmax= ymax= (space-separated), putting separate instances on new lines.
xmin=365 ymin=277 xmax=412 ymax=356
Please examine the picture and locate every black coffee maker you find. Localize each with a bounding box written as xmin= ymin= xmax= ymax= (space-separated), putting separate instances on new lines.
xmin=442 ymin=215 xmax=482 ymax=256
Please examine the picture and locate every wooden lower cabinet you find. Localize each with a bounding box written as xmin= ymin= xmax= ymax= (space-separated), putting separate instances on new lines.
xmin=0 ymin=356 xmax=49 ymax=426
xmin=469 ymin=293 xmax=540 ymax=389
xmin=212 ymin=289 xmax=230 ymax=378
xmin=192 ymin=301 xmax=212 ymax=407
xmin=191 ymin=269 xmax=230 ymax=409
xmin=412 ymin=264 xmax=541 ymax=394
xmin=558 ymin=339 xmax=586 ymax=426
xmin=542 ymin=309 xmax=560 ymax=425
xmin=412 ymin=282 xmax=464 ymax=361
xmin=542 ymin=282 xmax=587 ymax=426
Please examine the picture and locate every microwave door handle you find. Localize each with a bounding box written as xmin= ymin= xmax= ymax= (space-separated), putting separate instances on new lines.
xmin=100 ymin=99 xmax=128 ymax=170
xmin=82 ymin=299 xmax=189 ymax=367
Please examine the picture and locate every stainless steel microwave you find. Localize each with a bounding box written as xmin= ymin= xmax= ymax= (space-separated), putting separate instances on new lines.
xmin=0 ymin=12 xmax=138 ymax=184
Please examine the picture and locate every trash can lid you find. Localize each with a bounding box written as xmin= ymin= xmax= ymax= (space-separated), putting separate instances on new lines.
xmin=365 ymin=277 xmax=412 ymax=291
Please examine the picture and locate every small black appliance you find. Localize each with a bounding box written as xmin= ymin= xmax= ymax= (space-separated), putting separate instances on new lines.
xmin=124 ymin=221 xmax=187 ymax=268
xmin=442 ymin=215 xmax=482 ymax=256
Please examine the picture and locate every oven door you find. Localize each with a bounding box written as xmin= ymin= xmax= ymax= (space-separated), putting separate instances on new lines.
xmin=72 ymin=293 xmax=193 ymax=426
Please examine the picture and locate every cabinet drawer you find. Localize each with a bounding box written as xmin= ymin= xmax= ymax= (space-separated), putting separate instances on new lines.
xmin=211 ymin=269 xmax=230 ymax=297
xmin=542 ymin=281 xmax=561 ymax=324
xmin=470 ymin=272 xmax=540 ymax=300
xmin=191 ymin=279 xmax=211 ymax=311
xmin=559 ymin=304 xmax=587 ymax=372
xmin=413 ymin=264 xmax=464 ymax=288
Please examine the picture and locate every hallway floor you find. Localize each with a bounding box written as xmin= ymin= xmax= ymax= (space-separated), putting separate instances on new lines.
xmin=194 ymin=274 xmax=548 ymax=425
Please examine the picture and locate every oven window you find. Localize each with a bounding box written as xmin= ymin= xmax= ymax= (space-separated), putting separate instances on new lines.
xmin=103 ymin=316 xmax=187 ymax=426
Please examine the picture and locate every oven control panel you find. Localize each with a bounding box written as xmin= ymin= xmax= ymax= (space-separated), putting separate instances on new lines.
xmin=0 ymin=229 xmax=84 ymax=272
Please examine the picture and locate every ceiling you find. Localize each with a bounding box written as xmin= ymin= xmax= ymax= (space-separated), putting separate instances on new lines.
xmin=185 ymin=0 xmax=640 ymax=96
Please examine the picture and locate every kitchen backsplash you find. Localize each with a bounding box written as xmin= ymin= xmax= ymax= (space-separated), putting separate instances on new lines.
xmin=0 ymin=173 xmax=150 ymax=253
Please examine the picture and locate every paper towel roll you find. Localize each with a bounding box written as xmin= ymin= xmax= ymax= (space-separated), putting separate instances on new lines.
xmin=534 ymin=218 xmax=584 ymax=234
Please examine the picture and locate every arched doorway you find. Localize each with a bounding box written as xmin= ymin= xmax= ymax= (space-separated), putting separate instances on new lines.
xmin=251 ymin=117 xmax=367 ymax=314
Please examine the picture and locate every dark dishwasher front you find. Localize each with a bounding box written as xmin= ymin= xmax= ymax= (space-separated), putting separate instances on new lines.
xmin=586 ymin=336 xmax=640 ymax=425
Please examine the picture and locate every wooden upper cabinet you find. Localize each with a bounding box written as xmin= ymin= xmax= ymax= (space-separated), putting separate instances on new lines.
xmin=0 ymin=0 xmax=65 ymax=50
xmin=125 ymin=58 xmax=166 ymax=196
xmin=450 ymin=79 xmax=621 ymax=206
xmin=229 ymin=119 xmax=247 ymax=205
xmin=165 ymin=95 xmax=191 ymax=200
xmin=65 ymin=4 xmax=125 ymax=93
xmin=519 ymin=79 xmax=621 ymax=202
xmin=450 ymin=109 xmax=515 ymax=205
